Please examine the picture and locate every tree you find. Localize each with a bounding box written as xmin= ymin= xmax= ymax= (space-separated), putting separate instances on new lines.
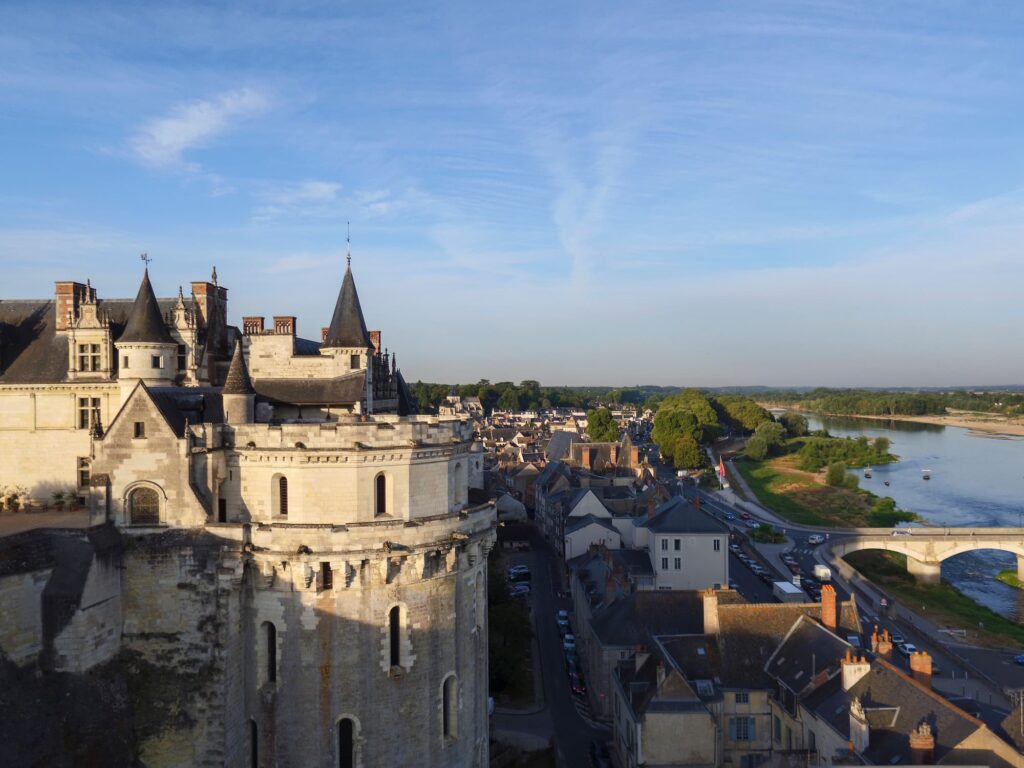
xmin=667 ymin=434 xmax=704 ymax=469
xmin=873 ymin=436 xmax=891 ymax=455
xmin=586 ymin=408 xmax=620 ymax=442
xmin=779 ymin=412 xmax=809 ymax=437
xmin=745 ymin=435 xmax=769 ymax=461
xmin=753 ymin=421 xmax=786 ymax=455
xmin=496 ymin=388 xmax=522 ymax=412
xmin=825 ymin=461 xmax=848 ymax=487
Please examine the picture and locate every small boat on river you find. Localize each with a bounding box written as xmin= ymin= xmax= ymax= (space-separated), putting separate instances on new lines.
xmin=864 ymin=469 xmax=872 ymax=478
xmin=922 ymin=469 xmax=931 ymax=480
xmin=883 ymin=480 xmax=890 ymax=486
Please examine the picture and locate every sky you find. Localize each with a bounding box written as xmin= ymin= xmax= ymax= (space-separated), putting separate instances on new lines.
xmin=2 ymin=1 xmax=1024 ymax=387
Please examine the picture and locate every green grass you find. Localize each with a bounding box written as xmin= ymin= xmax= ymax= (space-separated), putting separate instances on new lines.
xmin=997 ymin=569 xmax=1023 ymax=590
xmin=846 ymin=551 xmax=1024 ymax=648
xmin=732 ymin=452 xmax=915 ymax=529
xmin=750 ymin=525 xmax=787 ymax=544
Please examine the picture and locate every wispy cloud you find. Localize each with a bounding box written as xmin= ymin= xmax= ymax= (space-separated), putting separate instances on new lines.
xmin=252 ymin=181 xmax=412 ymax=222
xmin=130 ymin=88 xmax=269 ymax=169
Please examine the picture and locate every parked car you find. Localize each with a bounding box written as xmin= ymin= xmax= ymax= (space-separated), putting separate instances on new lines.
xmin=724 ymin=512 xmax=736 ymax=521
xmin=509 ymin=583 xmax=531 ymax=597
xmin=563 ymin=634 xmax=577 ymax=652
xmin=739 ymin=511 xmax=752 ymax=520
xmin=745 ymin=519 xmax=760 ymax=529
xmin=507 ymin=564 xmax=529 ymax=576
xmin=557 ymin=610 xmax=570 ymax=632
xmin=897 ymin=643 xmax=918 ymax=657
xmin=891 ymin=633 xmax=906 ymax=645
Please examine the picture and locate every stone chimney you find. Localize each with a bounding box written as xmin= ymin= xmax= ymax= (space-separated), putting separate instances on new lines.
xmin=841 ymin=649 xmax=871 ymax=691
xmin=273 ymin=316 xmax=296 ymax=335
xmin=369 ymin=330 xmax=382 ymax=355
xmin=630 ymin=444 xmax=640 ymax=466
xmin=821 ymin=584 xmax=837 ymax=632
xmin=702 ymin=589 xmax=720 ymax=635
xmin=909 ymin=651 xmax=933 ymax=688
xmin=581 ymin=445 xmax=593 ymax=468
xmin=909 ymin=722 xmax=935 ymax=765
xmin=876 ymin=628 xmax=893 ymax=659
xmin=610 ymin=444 xmax=620 ymax=464
xmin=849 ymin=696 xmax=870 ymax=754
xmin=243 ymin=316 xmax=265 ymax=335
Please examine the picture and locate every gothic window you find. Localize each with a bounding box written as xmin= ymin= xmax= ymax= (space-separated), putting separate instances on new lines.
xmin=338 ymin=718 xmax=355 ymax=768
xmin=263 ymin=621 xmax=277 ymax=683
xmin=442 ymin=675 xmax=458 ymax=740
xmin=388 ymin=605 xmax=401 ymax=667
xmin=133 ymin=421 xmax=146 ymax=439
xmin=77 ymin=343 xmax=101 ymax=372
xmin=272 ymin=475 xmax=288 ymax=517
xmin=375 ymin=474 xmax=387 ymax=517
xmin=129 ymin=487 xmax=159 ymax=525
xmin=77 ymin=397 xmax=101 ymax=429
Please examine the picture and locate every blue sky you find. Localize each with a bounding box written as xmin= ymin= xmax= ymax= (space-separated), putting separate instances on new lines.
xmin=3 ymin=1 xmax=1024 ymax=387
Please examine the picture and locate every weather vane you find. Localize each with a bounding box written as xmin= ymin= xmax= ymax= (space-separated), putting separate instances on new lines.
xmin=346 ymin=221 xmax=351 ymax=268
xmin=140 ymin=252 xmax=152 ymax=267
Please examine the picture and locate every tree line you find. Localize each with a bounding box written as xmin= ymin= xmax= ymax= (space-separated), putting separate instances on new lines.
xmin=652 ymin=390 xmax=773 ymax=469
xmin=759 ymin=388 xmax=1024 ymax=417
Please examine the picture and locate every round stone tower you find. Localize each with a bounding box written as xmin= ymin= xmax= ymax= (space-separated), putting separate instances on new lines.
xmin=115 ymin=268 xmax=178 ymax=403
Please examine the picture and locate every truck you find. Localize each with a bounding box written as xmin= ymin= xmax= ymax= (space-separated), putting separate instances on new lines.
xmin=773 ymin=580 xmax=806 ymax=604
xmin=813 ymin=564 xmax=832 ymax=582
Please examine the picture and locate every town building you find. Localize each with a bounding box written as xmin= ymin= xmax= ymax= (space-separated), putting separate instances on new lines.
xmin=0 ymin=263 xmax=496 ymax=767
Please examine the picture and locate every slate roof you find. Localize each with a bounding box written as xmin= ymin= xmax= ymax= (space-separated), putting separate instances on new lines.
xmin=221 ymin=341 xmax=254 ymax=395
xmin=147 ymin=387 xmax=225 ymax=436
xmin=565 ymin=514 xmax=619 ymax=537
xmin=715 ymin=599 xmax=861 ymax=689
xmin=638 ymin=495 xmax=729 ymax=535
xmin=804 ymin=658 xmax=987 ymax=766
xmin=0 ymin=296 xmax=180 ymax=384
xmin=544 ymin=430 xmax=577 ymax=461
xmin=590 ymin=590 xmax=704 ymax=647
xmin=118 ymin=270 xmax=174 ymax=344
xmin=323 ymin=266 xmax=371 ymax=348
xmin=766 ymin=614 xmax=851 ymax=694
xmin=254 ymin=373 xmax=366 ymax=406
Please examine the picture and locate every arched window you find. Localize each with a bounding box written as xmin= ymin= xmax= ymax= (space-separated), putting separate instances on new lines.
xmin=250 ymin=719 xmax=258 ymax=768
xmin=272 ymin=475 xmax=288 ymax=517
xmin=442 ymin=675 xmax=458 ymax=740
xmin=263 ymin=621 xmax=277 ymax=683
xmin=338 ymin=718 xmax=355 ymax=768
xmin=388 ymin=605 xmax=401 ymax=667
xmin=129 ymin=487 xmax=160 ymax=525
xmin=375 ymin=473 xmax=387 ymax=517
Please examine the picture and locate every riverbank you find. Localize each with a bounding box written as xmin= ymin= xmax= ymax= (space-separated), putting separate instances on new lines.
xmin=731 ymin=453 xmax=913 ymax=528
xmin=845 ymin=551 xmax=1024 ymax=649
xmin=761 ymin=405 xmax=1024 ymax=437
xmin=996 ymin=569 xmax=1023 ymax=590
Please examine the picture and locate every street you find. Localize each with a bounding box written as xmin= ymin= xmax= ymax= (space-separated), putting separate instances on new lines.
xmin=492 ymin=529 xmax=611 ymax=767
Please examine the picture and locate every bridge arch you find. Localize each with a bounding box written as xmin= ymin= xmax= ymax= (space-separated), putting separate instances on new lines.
xmin=831 ymin=531 xmax=1024 ymax=584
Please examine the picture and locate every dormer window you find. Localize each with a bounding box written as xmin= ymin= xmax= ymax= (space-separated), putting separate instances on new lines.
xmin=77 ymin=343 xmax=101 ymax=372
xmin=350 ymin=354 xmax=360 ymax=370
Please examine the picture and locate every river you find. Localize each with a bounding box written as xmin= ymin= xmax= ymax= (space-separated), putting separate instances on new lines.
xmin=803 ymin=414 xmax=1024 ymax=621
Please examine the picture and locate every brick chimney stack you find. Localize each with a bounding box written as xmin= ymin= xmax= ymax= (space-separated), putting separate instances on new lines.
xmin=841 ymin=649 xmax=871 ymax=691
xmin=909 ymin=651 xmax=933 ymax=688
xmin=909 ymin=722 xmax=935 ymax=765
xmin=321 ymin=327 xmax=329 ymax=344
xmin=876 ymin=628 xmax=893 ymax=659
xmin=369 ymin=330 xmax=382 ymax=355
xmin=243 ymin=316 xmax=265 ymax=335
xmin=821 ymin=584 xmax=838 ymax=632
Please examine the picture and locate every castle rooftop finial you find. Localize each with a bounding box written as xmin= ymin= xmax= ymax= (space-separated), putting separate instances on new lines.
xmin=346 ymin=221 xmax=352 ymax=269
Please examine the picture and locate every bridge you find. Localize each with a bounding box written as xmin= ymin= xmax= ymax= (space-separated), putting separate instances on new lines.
xmin=829 ymin=528 xmax=1024 ymax=584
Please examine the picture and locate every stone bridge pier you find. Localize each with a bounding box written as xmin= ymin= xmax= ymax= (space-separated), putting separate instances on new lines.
xmin=906 ymin=556 xmax=941 ymax=584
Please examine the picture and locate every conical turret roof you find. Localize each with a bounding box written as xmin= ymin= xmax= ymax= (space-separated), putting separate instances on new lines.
xmin=222 ymin=340 xmax=254 ymax=395
xmin=119 ymin=269 xmax=174 ymax=344
xmin=323 ymin=265 xmax=371 ymax=349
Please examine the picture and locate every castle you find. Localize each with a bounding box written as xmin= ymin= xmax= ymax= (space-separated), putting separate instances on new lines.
xmin=0 ymin=261 xmax=496 ymax=767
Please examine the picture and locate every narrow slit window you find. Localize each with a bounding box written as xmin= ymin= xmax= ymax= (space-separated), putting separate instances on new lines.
xmin=338 ymin=718 xmax=354 ymax=768
xmin=389 ymin=606 xmax=401 ymax=667
xmin=265 ymin=622 xmax=277 ymax=683
xmin=375 ymin=474 xmax=387 ymax=517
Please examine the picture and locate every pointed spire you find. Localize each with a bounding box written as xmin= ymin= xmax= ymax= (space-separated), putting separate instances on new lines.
xmin=323 ymin=263 xmax=372 ymax=349
xmin=222 ymin=340 xmax=254 ymax=395
xmin=119 ymin=269 xmax=174 ymax=344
